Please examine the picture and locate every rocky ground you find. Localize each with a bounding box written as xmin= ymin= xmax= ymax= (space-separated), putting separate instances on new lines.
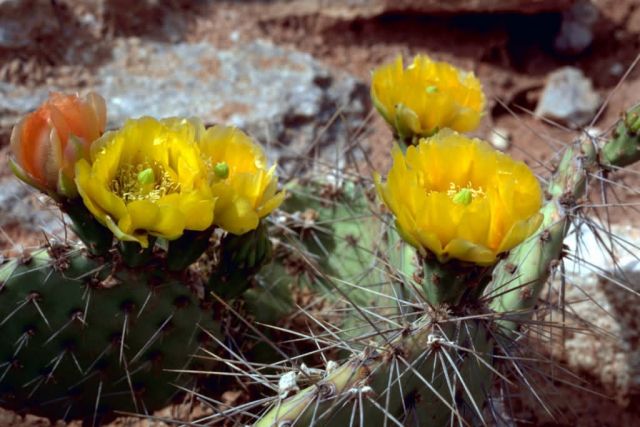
xmin=2 ymin=0 xmax=640 ymax=425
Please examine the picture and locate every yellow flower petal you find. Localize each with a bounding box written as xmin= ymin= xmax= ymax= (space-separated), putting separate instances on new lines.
xmin=176 ymin=191 xmax=216 ymax=231
xmin=375 ymin=130 xmax=542 ymax=265
xmin=497 ymin=213 xmax=543 ymax=254
xmin=75 ymin=117 xmax=216 ymax=245
xmin=371 ymin=55 xmax=485 ymax=140
xmin=444 ymin=239 xmax=496 ymax=266
xmin=200 ymin=125 xmax=284 ymax=234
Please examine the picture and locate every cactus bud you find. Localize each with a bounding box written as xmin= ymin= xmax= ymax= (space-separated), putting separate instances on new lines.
xmin=625 ymin=111 xmax=640 ymax=134
xmin=9 ymin=92 xmax=106 ymax=198
xmin=210 ymin=221 xmax=272 ymax=299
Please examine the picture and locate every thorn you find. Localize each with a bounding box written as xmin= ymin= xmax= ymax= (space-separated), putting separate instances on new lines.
xmin=13 ymin=330 xmax=33 ymax=357
xmin=26 ymin=376 xmax=45 ymax=399
xmin=119 ymin=312 xmax=129 ymax=365
xmin=114 ymin=361 xmax=151 ymax=386
xmin=92 ymin=380 xmax=103 ymax=427
xmin=82 ymin=288 xmax=92 ymax=327
xmin=120 ymin=356 xmax=140 ymax=413
xmin=84 ymin=343 xmax=112 ymax=376
xmin=0 ymin=361 xmax=13 ymax=382
xmin=45 ymin=350 xmax=66 ymax=383
xmin=62 ymin=404 xmax=73 ymax=422
xmin=31 ymin=297 xmax=51 ymax=330
xmin=130 ymin=312 xmax=174 ymax=364
xmin=137 ymin=290 xmax=153 ymax=319
xmin=0 ymin=298 xmax=29 ymax=327
xmin=43 ymin=311 xmax=83 ymax=346
xmin=70 ymin=351 xmax=83 ymax=374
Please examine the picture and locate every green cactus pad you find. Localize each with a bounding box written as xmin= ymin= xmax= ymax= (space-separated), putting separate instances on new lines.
xmin=270 ymin=178 xmax=418 ymax=339
xmin=255 ymin=314 xmax=494 ymax=426
xmin=0 ymin=247 xmax=218 ymax=422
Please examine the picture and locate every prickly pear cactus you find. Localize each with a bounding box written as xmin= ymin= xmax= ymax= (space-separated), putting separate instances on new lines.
xmin=241 ymin=59 xmax=640 ymax=427
xmin=4 ymin=50 xmax=640 ymax=427
xmin=0 ymin=247 xmax=218 ymax=422
xmin=2 ymin=92 xmax=290 ymax=422
xmin=268 ymin=177 xmax=418 ymax=341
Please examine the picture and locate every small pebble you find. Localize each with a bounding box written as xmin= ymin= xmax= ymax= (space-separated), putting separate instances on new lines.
xmin=489 ymin=127 xmax=511 ymax=151
xmin=535 ymin=66 xmax=601 ymax=128
xmin=609 ymin=62 xmax=624 ymax=77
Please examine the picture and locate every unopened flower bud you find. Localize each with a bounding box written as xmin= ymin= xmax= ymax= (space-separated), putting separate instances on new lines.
xmin=10 ymin=92 xmax=106 ymax=198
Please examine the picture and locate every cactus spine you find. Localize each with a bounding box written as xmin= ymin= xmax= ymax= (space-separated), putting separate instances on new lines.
xmin=252 ymin=105 xmax=640 ymax=426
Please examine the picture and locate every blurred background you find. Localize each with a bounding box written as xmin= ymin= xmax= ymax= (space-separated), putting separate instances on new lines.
xmin=1 ymin=0 xmax=640 ymax=425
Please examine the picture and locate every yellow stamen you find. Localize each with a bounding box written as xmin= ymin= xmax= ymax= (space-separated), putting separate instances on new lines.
xmin=111 ymin=161 xmax=180 ymax=203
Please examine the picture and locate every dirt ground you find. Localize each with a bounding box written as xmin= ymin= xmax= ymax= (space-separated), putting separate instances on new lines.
xmin=2 ymin=0 xmax=640 ymax=425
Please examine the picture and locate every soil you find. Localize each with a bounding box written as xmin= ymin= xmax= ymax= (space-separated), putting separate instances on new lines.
xmin=2 ymin=0 xmax=640 ymax=425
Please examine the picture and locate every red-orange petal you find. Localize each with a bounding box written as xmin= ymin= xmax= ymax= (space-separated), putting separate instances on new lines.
xmin=19 ymin=109 xmax=50 ymax=183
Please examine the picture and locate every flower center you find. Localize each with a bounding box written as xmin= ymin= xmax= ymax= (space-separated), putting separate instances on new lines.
xmin=111 ymin=161 xmax=180 ymax=203
xmin=425 ymin=85 xmax=439 ymax=94
xmin=447 ymin=182 xmax=484 ymax=206
xmin=214 ymin=161 xmax=229 ymax=179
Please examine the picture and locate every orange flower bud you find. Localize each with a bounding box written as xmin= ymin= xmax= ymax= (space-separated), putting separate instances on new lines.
xmin=10 ymin=92 xmax=106 ymax=197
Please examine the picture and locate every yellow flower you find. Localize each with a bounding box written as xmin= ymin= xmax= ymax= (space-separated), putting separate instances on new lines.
xmin=75 ymin=117 xmax=215 ymax=247
xmin=371 ymin=55 xmax=485 ymax=140
xmin=198 ymin=125 xmax=285 ymax=235
xmin=375 ymin=130 xmax=542 ymax=266
xmin=10 ymin=92 xmax=106 ymax=197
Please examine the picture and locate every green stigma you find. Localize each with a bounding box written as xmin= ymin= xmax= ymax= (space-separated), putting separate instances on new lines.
xmin=452 ymin=188 xmax=473 ymax=206
xmin=425 ymin=85 xmax=438 ymax=94
xmin=137 ymin=168 xmax=155 ymax=185
xmin=214 ymin=162 xmax=229 ymax=179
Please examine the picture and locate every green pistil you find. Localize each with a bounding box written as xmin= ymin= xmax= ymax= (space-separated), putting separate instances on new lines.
xmin=137 ymin=168 xmax=155 ymax=185
xmin=425 ymin=85 xmax=439 ymax=94
xmin=214 ymin=162 xmax=229 ymax=179
xmin=452 ymin=188 xmax=473 ymax=206
xmin=112 ymin=162 xmax=179 ymax=203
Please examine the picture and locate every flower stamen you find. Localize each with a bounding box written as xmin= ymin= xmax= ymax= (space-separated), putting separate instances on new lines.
xmin=111 ymin=161 xmax=180 ymax=203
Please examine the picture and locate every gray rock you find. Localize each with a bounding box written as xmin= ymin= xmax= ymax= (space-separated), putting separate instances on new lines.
xmin=0 ymin=176 xmax=65 ymax=237
xmin=554 ymin=0 xmax=599 ymax=56
xmin=0 ymin=38 xmax=370 ymax=172
xmin=535 ymin=67 xmax=601 ymax=128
